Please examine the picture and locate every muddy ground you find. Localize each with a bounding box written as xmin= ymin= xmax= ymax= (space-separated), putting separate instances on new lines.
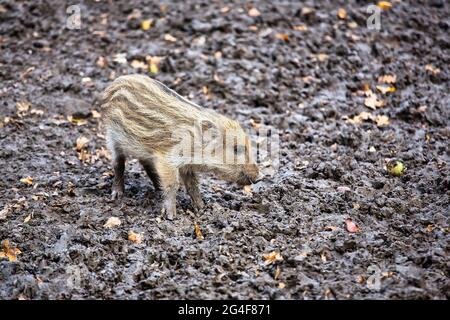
xmin=0 ymin=0 xmax=449 ymax=299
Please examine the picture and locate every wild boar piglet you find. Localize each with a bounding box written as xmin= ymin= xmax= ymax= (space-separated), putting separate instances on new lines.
xmin=102 ymin=74 xmax=259 ymax=219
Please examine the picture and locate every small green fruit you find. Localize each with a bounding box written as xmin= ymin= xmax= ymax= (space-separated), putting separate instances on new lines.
xmin=387 ymin=160 xmax=405 ymax=176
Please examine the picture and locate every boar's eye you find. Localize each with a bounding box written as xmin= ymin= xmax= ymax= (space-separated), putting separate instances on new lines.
xmin=234 ymin=145 xmax=246 ymax=155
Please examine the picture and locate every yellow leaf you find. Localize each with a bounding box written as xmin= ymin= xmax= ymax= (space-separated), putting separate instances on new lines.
xmin=263 ymin=251 xmax=283 ymax=265
xmin=128 ymin=231 xmax=144 ymax=244
xmin=377 ymin=1 xmax=392 ymax=10
xmin=376 ymin=85 xmax=396 ymax=94
xmin=67 ymin=116 xmax=88 ymax=126
xmin=76 ymin=136 xmax=89 ymax=152
xmin=1 ymin=240 xmax=21 ymax=262
xmin=194 ymin=223 xmax=204 ymax=240
xmin=24 ymin=214 xmax=31 ymax=223
xmin=141 ymin=19 xmax=153 ymax=31
xmin=375 ymin=115 xmax=390 ymax=127
xmin=149 ymin=63 xmax=158 ymax=74
xmin=248 ymin=7 xmax=261 ymax=17
xmin=20 ymin=176 xmax=34 ymax=185
xmin=337 ymin=8 xmax=347 ymax=20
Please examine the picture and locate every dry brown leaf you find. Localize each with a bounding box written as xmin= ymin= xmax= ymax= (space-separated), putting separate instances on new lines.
xmin=378 ymin=74 xmax=396 ymax=84
xmin=20 ymin=176 xmax=34 ymax=185
xmin=243 ymin=185 xmax=253 ymax=195
xmin=376 ymin=85 xmax=396 ymax=94
xmin=16 ymin=101 xmax=31 ymax=113
xmin=375 ymin=115 xmax=390 ymax=127
xmin=317 ymin=53 xmax=328 ymax=62
xmin=194 ymin=222 xmax=204 ymax=240
xmin=293 ymin=25 xmax=308 ymax=31
xmin=104 ymin=217 xmax=121 ymax=229
xmin=275 ymin=33 xmax=289 ymax=41
xmin=23 ymin=214 xmax=31 ymax=223
xmin=248 ymin=7 xmax=261 ymax=17
xmin=426 ymin=224 xmax=435 ymax=232
xmin=76 ymin=136 xmax=89 ymax=152
xmin=164 ymin=34 xmax=177 ymax=42
xmin=425 ymin=64 xmax=440 ymax=75
xmin=274 ymin=266 xmax=281 ymax=280
xmin=364 ymin=93 xmax=385 ymax=109
xmin=96 ymin=56 xmax=108 ymax=68
xmin=346 ymin=111 xmax=373 ymax=124
xmin=337 ymin=8 xmax=347 ymax=20
xmin=130 ymin=59 xmax=147 ymax=70
xmin=263 ymin=251 xmax=283 ymax=265
xmin=377 ymin=1 xmax=392 ymax=10
xmin=0 ymin=240 xmax=22 ymax=262
xmin=128 ymin=231 xmax=144 ymax=244
xmin=345 ymin=218 xmax=360 ymax=233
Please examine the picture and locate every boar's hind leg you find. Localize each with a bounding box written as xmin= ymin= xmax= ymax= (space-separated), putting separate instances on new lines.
xmin=153 ymin=156 xmax=179 ymax=220
xmin=140 ymin=159 xmax=161 ymax=191
xmin=180 ymin=168 xmax=204 ymax=211
xmin=111 ymin=150 xmax=126 ymax=201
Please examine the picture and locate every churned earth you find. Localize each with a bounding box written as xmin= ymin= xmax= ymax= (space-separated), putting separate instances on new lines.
xmin=0 ymin=0 xmax=449 ymax=299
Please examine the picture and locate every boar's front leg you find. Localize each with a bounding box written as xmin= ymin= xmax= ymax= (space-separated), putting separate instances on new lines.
xmin=154 ymin=156 xmax=179 ymax=220
xmin=180 ymin=167 xmax=204 ymax=211
xmin=111 ymin=152 xmax=126 ymax=201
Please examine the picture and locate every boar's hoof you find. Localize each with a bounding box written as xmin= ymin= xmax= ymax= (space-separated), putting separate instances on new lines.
xmin=111 ymin=188 xmax=124 ymax=201
xmin=161 ymin=201 xmax=176 ymax=220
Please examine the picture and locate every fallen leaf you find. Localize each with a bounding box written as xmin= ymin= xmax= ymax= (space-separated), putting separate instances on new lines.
xmin=275 ymin=33 xmax=289 ymax=41
xmin=278 ymin=282 xmax=286 ymax=289
xmin=149 ymin=63 xmax=158 ymax=74
xmin=377 ymin=1 xmax=392 ymax=10
xmin=426 ymin=224 xmax=434 ymax=232
xmin=248 ymin=7 xmax=261 ymax=17
xmin=376 ymin=85 xmax=396 ymax=94
xmin=243 ymin=185 xmax=253 ymax=195
xmin=263 ymin=251 xmax=283 ymax=265
xmin=321 ymin=252 xmax=328 ymax=262
xmin=364 ymin=93 xmax=385 ymax=109
xmin=128 ymin=231 xmax=144 ymax=244
xmin=112 ymin=53 xmax=127 ymax=65
xmin=164 ymin=34 xmax=177 ymax=42
xmin=274 ymin=266 xmax=281 ymax=280
xmin=347 ymin=21 xmax=358 ymax=29
xmin=0 ymin=240 xmax=22 ymax=262
xmin=67 ymin=115 xmax=88 ymax=126
xmin=104 ymin=217 xmax=121 ymax=229
xmin=345 ymin=218 xmax=360 ymax=233
xmin=293 ymin=25 xmax=308 ymax=31
xmin=141 ymin=19 xmax=153 ymax=31
xmin=0 ymin=205 xmax=11 ymax=220
xmin=130 ymin=59 xmax=147 ymax=70
xmin=386 ymin=159 xmax=404 ymax=176
xmin=76 ymin=136 xmax=89 ymax=151
xmin=369 ymin=146 xmax=377 ymax=153
xmin=317 ymin=53 xmax=328 ymax=62
xmin=375 ymin=115 xmax=390 ymax=127
xmin=378 ymin=74 xmax=396 ymax=84
xmin=16 ymin=101 xmax=31 ymax=113
xmin=20 ymin=176 xmax=34 ymax=185
xmin=301 ymin=7 xmax=314 ymax=15
xmin=91 ymin=110 xmax=101 ymax=118
xmin=425 ymin=64 xmax=440 ymax=75
xmin=194 ymin=222 xmax=204 ymax=240
xmin=96 ymin=56 xmax=108 ymax=68
xmin=357 ymin=275 xmax=365 ymax=284
xmin=337 ymin=8 xmax=347 ymax=20
xmin=346 ymin=111 xmax=373 ymax=124
xmin=23 ymin=214 xmax=31 ymax=223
